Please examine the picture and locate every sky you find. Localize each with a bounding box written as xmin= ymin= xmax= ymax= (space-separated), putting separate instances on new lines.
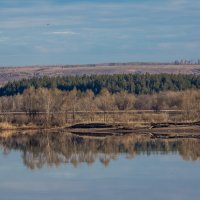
xmin=0 ymin=0 xmax=199 ymax=66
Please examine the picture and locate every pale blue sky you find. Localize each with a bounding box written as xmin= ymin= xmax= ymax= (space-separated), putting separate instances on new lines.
xmin=0 ymin=0 xmax=199 ymax=66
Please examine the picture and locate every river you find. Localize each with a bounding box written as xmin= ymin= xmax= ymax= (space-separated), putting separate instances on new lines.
xmin=0 ymin=130 xmax=200 ymax=200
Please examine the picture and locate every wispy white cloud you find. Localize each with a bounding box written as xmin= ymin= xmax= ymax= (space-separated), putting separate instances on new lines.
xmin=48 ymin=31 xmax=78 ymax=36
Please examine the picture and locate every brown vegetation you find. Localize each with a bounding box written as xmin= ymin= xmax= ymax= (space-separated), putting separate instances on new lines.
xmin=0 ymin=88 xmax=200 ymax=127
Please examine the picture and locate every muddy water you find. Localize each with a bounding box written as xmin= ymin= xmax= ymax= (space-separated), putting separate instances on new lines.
xmin=0 ymin=130 xmax=200 ymax=200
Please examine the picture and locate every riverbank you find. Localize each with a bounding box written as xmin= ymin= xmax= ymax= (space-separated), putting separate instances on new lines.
xmin=0 ymin=121 xmax=200 ymax=139
xmin=67 ymin=122 xmax=200 ymax=139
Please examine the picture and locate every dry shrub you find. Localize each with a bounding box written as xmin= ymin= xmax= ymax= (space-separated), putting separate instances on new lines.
xmin=140 ymin=113 xmax=169 ymax=123
xmin=0 ymin=122 xmax=16 ymax=130
xmin=11 ymin=114 xmax=29 ymax=125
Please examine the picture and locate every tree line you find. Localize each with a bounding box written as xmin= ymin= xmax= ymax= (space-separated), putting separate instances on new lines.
xmin=0 ymin=87 xmax=200 ymax=126
xmin=1 ymin=73 xmax=200 ymax=96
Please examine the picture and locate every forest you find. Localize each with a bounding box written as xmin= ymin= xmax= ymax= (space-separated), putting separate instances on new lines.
xmin=1 ymin=73 xmax=200 ymax=96
xmin=0 ymin=74 xmax=200 ymax=127
xmin=0 ymin=87 xmax=200 ymax=126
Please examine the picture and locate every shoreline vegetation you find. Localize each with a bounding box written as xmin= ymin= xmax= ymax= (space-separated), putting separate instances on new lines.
xmin=0 ymin=74 xmax=200 ymax=137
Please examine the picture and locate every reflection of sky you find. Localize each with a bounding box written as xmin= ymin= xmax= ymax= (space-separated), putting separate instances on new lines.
xmin=0 ymin=151 xmax=200 ymax=200
xmin=0 ymin=0 xmax=199 ymax=66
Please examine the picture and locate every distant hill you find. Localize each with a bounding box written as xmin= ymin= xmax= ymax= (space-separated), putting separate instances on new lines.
xmin=0 ymin=62 xmax=200 ymax=85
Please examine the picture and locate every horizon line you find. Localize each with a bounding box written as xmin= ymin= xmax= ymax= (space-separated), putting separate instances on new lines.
xmin=0 ymin=60 xmax=199 ymax=68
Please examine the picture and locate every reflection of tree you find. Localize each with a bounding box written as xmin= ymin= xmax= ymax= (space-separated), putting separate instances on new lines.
xmin=178 ymin=139 xmax=200 ymax=161
xmin=0 ymin=131 xmax=200 ymax=170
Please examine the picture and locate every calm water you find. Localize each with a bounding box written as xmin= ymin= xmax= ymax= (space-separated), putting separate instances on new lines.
xmin=0 ymin=131 xmax=200 ymax=200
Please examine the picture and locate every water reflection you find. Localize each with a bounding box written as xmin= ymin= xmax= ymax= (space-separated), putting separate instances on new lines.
xmin=0 ymin=130 xmax=200 ymax=170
